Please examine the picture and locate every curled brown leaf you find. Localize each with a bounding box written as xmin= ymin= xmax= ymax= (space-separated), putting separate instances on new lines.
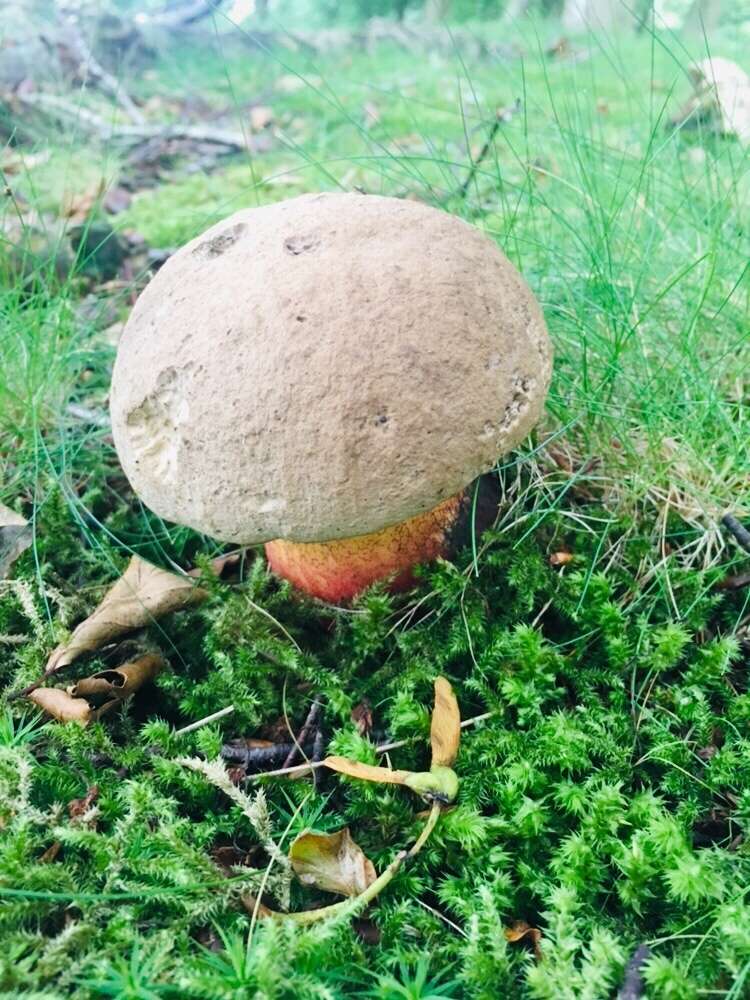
xmin=29 ymin=687 xmax=92 ymax=725
xmin=505 ymin=920 xmax=543 ymax=960
xmin=290 ymin=828 xmax=376 ymax=898
xmin=68 ymin=653 xmax=165 ymax=702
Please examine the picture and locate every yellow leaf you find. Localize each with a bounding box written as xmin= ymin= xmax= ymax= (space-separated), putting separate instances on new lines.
xmin=322 ymin=756 xmax=411 ymax=785
xmin=430 ymin=677 xmax=460 ymax=767
xmin=290 ymin=828 xmax=376 ymax=897
xmin=45 ymin=557 xmax=206 ymax=676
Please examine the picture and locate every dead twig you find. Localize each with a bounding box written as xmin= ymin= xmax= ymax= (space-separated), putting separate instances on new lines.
xmin=457 ymin=100 xmax=520 ymax=199
xmin=16 ymin=91 xmax=250 ymax=152
xmin=221 ymin=740 xmax=316 ymax=772
xmin=49 ymin=17 xmax=145 ymax=124
xmin=282 ymin=698 xmax=323 ymax=768
xmin=722 ymin=513 xmax=750 ymax=555
xmin=175 ymin=705 xmax=235 ymax=736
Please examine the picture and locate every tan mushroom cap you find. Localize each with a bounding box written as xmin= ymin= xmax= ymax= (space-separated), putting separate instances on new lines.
xmin=110 ymin=192 xmax=552 ymax=544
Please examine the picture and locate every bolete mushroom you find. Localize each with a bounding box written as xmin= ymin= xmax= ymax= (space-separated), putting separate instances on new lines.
xmin=110 ymin=193 xmax=552 ymax=602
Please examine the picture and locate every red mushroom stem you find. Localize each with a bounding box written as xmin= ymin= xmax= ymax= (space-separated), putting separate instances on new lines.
xmin=265 ymin=475 xmax=500 ymax=603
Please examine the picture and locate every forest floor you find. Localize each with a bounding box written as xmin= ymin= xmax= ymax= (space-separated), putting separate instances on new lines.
xmin=1 ymin=13 xmax=750 ymax=999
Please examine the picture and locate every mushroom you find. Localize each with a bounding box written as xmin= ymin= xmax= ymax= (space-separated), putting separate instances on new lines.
xmin=110 ymin=192 xmax=552 ymax=602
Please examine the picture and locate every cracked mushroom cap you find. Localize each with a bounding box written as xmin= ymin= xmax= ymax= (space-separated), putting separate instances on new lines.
xmin=110 ymin=192 xmax=552 ymax=544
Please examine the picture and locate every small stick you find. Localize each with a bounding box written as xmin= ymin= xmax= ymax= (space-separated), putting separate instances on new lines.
xmin=282 ymin=698 xmax=323 ymax=768
xmin=722 ymin=513 xmax=750 ymax=555
xmin=457 ymin=100 xmax=520 ymax=199
xmin=311 ymin=726 xmax=325 ymax=790
xmin=175 ymin=705 xmax=234 ymax=736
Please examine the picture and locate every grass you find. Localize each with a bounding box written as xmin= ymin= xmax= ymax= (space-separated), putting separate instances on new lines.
xmin=1 ymin=8 xmax=750 ymax=998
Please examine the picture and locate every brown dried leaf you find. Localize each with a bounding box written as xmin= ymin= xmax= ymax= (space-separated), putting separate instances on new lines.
xmin=46 ymin=557 xmax=206 ymax=676
xmin=40 ymin=841 xmax=62 ymax=863
xmin=505 ymin=920 xmax=543 ymax=960
xmin=61 ymin=179 xmax=105 ymax=224
xmin=353 ymin=917 xmax=381 ymax=944
xmin=0 ymin=502 xmax=32 ymax=580
xmin=69 ymin=785 xmax=99 ymax=825
xmin=717 ymin=572 xmax=750 ymax=591
xmin=29 ymin=687 xmax=91 ymax=725
xmin=290 ymin=828 xmax=376 ymax=898
xmin=322 ymin=755 xmax=411 ymax=785
xmin=549 ymin=551 xmax=573 ymax=567
xmin=430 ymin=677 xmax=460 ymax=768
xmin=68 ymin=654 xmax=165 ymax=702
xmin=241 ymin=893 xmax=274 ymax=918
xmin=351 ymin=699 xmax=373 ymax=737
xmin=103 ymin=185 xmax=132 ymax=215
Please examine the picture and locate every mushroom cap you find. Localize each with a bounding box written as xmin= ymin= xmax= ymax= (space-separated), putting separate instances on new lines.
xmin=110 ymin=192 xmax=552 ymax=544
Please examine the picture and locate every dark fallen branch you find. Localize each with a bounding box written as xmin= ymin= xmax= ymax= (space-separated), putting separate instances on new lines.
xmin=617 ymin=944 xmax=651 ymax=1000
xmin=722 ymin=513 xmax=750 ymax=555
xmin=283 ymin=698 xmax=323 ymax=768
xmin=221 ymin=740 xmax=316 ymax=773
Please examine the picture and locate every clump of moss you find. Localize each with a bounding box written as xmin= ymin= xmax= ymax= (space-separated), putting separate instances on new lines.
xmin=1 ymin=482 xmax=749 ymax=999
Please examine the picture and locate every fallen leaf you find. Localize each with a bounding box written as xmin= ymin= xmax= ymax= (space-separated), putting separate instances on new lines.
xmin=430 ymin=677 xmax=460 ymax=768
xmin=505 ymin=920 xmax=543 ymax=960
xmin=353 ymin=917 xmax=381 ymax=944
xmin=250 ymin=105 xmax=274 ymax=131
xmin=45 ymin=556 xmax=206 ymax=676
xmin=68 ymin=653 xmax=165 ymax=703
xmin=61 ymin=179 xmax=105 ymax=224
xmin=322 ymin=755 xmax=411 ymax=785
xmin=40 ymin=841 xmax=62 ymax=863
xmin=351 ymin=699 xmax=373 ymax=737
xmin=549 ymin=551 xmax=573 ymax=567
xmin=241 ymin=893 xmax=274 ymax=918
xmin=717 ymin=572 xmax=750 ymax=591
xmin=69 ymin=785 xmax=99 ymax=824
xmin=103 ymin=186 xmax=132 ymax=214
xmin=29 ymin=687 xmax=92 ymax=725
xmin=0 ymin=503 xmax=32 ymax=579
xmin=290 ymin=828 xmax=376 ymax=897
